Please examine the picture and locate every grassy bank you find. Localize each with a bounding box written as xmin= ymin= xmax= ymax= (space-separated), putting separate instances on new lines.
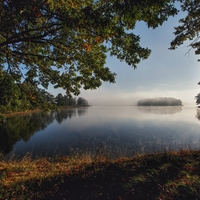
xmin=0 ymin=105 xmax=90 ymax=117
xmin=0 ymin=149 xmax=200 ymax=200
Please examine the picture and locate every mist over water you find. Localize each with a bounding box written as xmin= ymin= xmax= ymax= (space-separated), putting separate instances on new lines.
xmin=1 ymin=106 xmax=200 ymax=159
xmin=79 ymin=87 xmax=199 ymax=107
xmin=138 ymin=106 xmax=182 ymax=115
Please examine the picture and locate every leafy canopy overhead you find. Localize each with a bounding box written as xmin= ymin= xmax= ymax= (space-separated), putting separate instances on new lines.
xmin=169 ymin=0 xmax=200 ymax=106
xmin=0 ymin=0 xmax=178 ymax=97
xmin=170 ymin=0 xmax=200 ymax=59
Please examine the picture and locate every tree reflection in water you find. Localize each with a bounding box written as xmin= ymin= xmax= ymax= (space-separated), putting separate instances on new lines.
xmin=138 ymin=106 xmax=182 ymax=115
xmin=196 ymin=108 xmax=200 ymax=121
xmin=2 ymin=106 xmax=200 ymax=159
xmin=0 ymin=108 xmax=87 ymax=156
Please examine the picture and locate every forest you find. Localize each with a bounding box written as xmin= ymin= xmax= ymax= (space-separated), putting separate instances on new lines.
xmin=0 ymin=71 xmax=88 ymax=114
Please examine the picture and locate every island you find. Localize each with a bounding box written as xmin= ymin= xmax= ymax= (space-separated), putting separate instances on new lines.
xmin=137 ymin=97 xmax=183 ymax=106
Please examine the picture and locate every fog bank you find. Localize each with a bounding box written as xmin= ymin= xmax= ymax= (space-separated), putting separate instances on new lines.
xmin=80 ymin=88 xmax=198 ymax=106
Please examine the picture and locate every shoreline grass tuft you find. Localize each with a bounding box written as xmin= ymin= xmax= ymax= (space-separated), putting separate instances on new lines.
xmin=0 ymin=149 xmax=200 ymax=199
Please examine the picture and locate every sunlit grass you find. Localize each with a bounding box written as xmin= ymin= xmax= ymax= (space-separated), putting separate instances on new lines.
xmin=0 ymin=149 xmax=200 ymax=199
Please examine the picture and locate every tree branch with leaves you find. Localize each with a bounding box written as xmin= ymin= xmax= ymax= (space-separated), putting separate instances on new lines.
xmin=1 ymin=0 xmax=179 ymax=110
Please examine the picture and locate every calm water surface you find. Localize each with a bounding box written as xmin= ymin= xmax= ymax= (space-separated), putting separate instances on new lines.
xmin=1 ymin=106 xmax=200 ymax=158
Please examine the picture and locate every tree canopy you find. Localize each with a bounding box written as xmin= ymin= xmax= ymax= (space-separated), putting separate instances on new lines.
xmin=2 ymin=0 xmax=200 ymax=109
xmin=169 ymin=0 xmax=200 ymax=105
xmin=0 ymin=70 xmax=89 ymax=113
xmin=0 ymin=0 xmax=178 ymax=98
xmin=170 ymin=0 xmax=200 ymax=59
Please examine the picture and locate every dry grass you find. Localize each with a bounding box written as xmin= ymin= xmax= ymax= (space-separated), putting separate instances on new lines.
xmin=0 ymin=149 xmax=200 ymax=199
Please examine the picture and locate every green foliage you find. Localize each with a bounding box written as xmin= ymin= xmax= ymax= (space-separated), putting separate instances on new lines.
xmin=0 ymin=0 xmax=179 ymax=103
xmin=55 ymin=93 xmax=76 ymax=106
xmin=170 ymin=1 xmax=200 ymax=105
xmin=170 ymin=0 xmax=200 ymax=57
xmin=0 ymin=70 xmax=57 ymax=113
xmin=77 ymin=97 xmax=88 ymax=106
xmin=0 ymin=69 xmax=88 ymax=113
xmin=55 ymin=94 xmax=89 ymax=106
xmin=0 ymin=70 xmax=20 ymax=112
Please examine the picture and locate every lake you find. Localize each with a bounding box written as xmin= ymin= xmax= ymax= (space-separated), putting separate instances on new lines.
xmin=1 ymin=106 xmax=200 ymax=159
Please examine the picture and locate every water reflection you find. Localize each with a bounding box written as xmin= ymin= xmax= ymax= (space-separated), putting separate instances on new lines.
xmin=77 ymin=107 xmax=88 ymax=116
xmin=55 ymin=109 xmax=76 ymax=124
xmin=138 ymin=106 xmax=182 ymax=115
xmin=0 ymin=112 xmax=53 ymax=155
xmin=0 ymin=108 xmax=87 ymax=156
xmin=196 ymin=108 xmax=200 ymax=121
xmin=1 ymin=106 xmax=200 ymax=159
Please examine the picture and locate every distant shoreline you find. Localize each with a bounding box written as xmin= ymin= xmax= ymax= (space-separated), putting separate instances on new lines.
xmin=0 ymin=105 xmax=91 ymax=117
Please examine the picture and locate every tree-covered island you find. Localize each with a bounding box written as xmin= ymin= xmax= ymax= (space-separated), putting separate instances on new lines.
xmin=137 ymin=97 xmax=183 ymax=106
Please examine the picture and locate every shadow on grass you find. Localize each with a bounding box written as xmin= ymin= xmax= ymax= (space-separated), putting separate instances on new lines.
xmin=1 ymin=150 xmax=200 ymax=200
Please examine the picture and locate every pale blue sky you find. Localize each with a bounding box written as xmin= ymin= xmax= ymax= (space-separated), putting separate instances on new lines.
xmin=51 ymin=10 xmax=200 ymax=106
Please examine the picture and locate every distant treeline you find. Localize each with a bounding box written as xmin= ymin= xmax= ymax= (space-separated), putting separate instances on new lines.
xmin=55 ymin=94 xmax=88 ymax=107
xmin=0 ymin=71 xmax=88 ymax=114
xmin=137 ymin=97 xmax=182 ymax=106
